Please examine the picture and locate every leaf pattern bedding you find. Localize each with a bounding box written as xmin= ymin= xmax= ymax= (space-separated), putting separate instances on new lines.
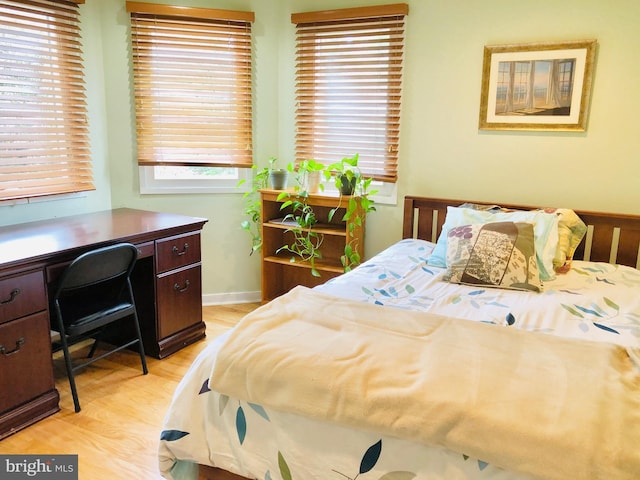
xmin=159 ymin=238 xmax=640 ymax=480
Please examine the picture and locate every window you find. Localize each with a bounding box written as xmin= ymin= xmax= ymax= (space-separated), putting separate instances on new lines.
xmin=0 ymin=0 xmax=92 ymax=203
xmin=291 ymin=4 xmax=408 ymax=183
xmin=127 ymin=2 xmax=254 ymax=193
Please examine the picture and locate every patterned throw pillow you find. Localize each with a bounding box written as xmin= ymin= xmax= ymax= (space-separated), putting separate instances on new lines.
xmin=443 ymin=221 xmax=542 ymax=292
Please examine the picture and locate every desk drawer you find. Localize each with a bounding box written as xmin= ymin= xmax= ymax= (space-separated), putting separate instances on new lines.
xmin=0 ymin=311 xmax=54 ymax=413
xmin=156 ymin=264 xmax=202 ymax=339
xmin=156 ymin=232 xmax=201 ymax=274
xmin=0 ymin=270 xmax=46 ymax=324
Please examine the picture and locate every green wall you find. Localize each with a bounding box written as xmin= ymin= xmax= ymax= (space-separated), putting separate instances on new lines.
xmin=2 ymin=0 xmax=639 ymax=303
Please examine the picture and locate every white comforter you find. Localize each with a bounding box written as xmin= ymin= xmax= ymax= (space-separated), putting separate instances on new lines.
xmin=159 ymin=239 xmax=640 ymax=480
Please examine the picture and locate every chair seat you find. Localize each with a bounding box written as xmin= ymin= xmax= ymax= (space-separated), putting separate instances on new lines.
xmin=64 ymin=301 xmax=136 ymax=337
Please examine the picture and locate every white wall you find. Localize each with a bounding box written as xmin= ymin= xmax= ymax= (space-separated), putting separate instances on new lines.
xmin=2 ymin=0 xmax=639 ymax=302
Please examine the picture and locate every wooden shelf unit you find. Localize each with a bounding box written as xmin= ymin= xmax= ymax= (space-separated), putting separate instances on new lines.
xmin=260 ymin=189 xmax=364 ymax=302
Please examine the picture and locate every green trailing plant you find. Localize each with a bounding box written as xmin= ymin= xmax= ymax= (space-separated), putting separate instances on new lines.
xmin=238 ymin=155 xmax=376 ymax=275
xmin=277 ymin=155 xmax=376 ymax=275
xmin=237 ymin=157 xmax=277 ymax=255
xmin=276 ymin=159 xmax=328 ymax=276
xmin=324 ymin=154 xmax=377 ymax=271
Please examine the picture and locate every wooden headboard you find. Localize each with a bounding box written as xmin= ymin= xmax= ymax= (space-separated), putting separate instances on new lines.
xmin=402 ymin=196 xmax=640 ymax=269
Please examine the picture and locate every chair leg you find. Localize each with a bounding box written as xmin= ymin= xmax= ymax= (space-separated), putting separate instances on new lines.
xmin=60 ymin=340 xmax=82 ymax=413
xmin=132 ymin=311 xmax=149 ymax=375
xmin=87 ymin=330 xmax=102 ymax=358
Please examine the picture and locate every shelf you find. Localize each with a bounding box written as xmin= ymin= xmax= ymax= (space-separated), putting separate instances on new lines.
xmin=264 ymin=219 xmax=347 ymax=237
xmin=260 ymin=189 xmax=364 ymax=302
xmin=264 ymin=254 xmax=345 ymax=273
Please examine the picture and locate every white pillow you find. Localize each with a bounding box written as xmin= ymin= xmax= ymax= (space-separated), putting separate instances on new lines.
xmin=426 ymin=206 xmax=559 ymax=281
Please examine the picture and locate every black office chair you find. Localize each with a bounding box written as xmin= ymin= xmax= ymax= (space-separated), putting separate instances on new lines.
xmin=51 ymin=242 xmax=148 ymax=412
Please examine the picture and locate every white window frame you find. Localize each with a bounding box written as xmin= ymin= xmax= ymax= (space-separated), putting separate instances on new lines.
xmin=139 ymin=166 xmax=252 ymax=194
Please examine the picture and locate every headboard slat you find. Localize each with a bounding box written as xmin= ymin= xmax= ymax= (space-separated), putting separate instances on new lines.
xmin=403 ymin=196 xmax=640 ymax=270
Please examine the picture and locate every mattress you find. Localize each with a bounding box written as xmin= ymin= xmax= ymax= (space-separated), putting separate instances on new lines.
xmin=159 ymin=239 xmax=640 ymax=480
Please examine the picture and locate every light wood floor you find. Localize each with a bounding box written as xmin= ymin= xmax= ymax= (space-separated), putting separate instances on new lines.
xmin=1 ymin=303 xmax=259 ymax=480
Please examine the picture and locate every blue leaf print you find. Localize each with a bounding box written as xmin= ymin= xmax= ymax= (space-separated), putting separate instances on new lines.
xmin=506 ymin=313 xmax=516 ymax=326
xmin=390 ymin=271 xmax=402 ymax=279
xmin=236 ymin=406 xmax=246 ymax=444
xmin=597 ymin=277 xmax=615 ymax=285
xmin=590 ymin=303 xmax=608 ymax=316
xmin=470 ymin=300 xmax=480 ymax=309
xmin=360 ymin=439 xmax=382 ymax=474
xmin=468 ymin=290 xmax=485 ymax=296
xmin=478 ymin=460 xmax=489 ymax=471
xmin=265 ymin=471 xmax=272 ymax=480
xmin=421 ymin=267 xmax=435 ymax=275
xmin=584 ymin=267 xmax=605 ymax=273
xmin=574 ymin=305 xmax=603 ymax=317
xmin=160 ymin=430 xmax=189 ymax=442
xmin=388 ymin=286 xmax=398 ymax=297
xmin=378 ymin=289 xmax=391 ymax=297
xmin=248 ymin=403 xmax=270 ymax=421
xmin=375 ymin=300 xmax=384 ymax=305
xmin=199 ymin=379 xmax=210 ymax=394
xmin=487 ymin=301 xmax=509 ymax=308
xmin=379 ymin=273 xmax=388 ymax=279
xmin=593 ymin=323 xmax=620 ymax=334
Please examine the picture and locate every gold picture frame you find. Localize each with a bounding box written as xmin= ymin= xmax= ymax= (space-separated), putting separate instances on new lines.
xmin=479 ymin=40 xmax=597 ymax=131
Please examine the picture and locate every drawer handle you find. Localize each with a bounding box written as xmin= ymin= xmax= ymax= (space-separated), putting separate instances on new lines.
xmin=0 ymin=337 xmax=25 ymax=356
xmin=174 ymin=280 xmax=190 ymax=293
xmin=172 ymin=243 xmax=189 ymax=256
xmin=0 ymin=288 xmax=21 ymax=306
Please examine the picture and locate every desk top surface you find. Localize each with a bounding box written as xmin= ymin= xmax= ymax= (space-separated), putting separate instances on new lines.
xmin=0 ymin=208 xmax=208 ymax=269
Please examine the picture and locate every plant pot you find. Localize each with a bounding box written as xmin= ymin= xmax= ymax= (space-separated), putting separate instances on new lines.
xmin=269 ymin=169 xmax=288 ymax=190
xmin=303 ymin=170 xmax=321 ymax=193
xmin=337 ymin=174 xmax=357 ymax=195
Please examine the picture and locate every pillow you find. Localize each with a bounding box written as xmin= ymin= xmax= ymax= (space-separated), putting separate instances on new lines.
xmin=443 ymin=222 xmax=542 ymax=292
xmin=539 ymin=208 xmax=587 ymax=273
xmin=427 ymin=206 xmax=559 ymax=281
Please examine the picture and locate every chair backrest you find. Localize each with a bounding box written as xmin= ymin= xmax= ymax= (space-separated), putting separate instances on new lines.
xmin=55 ymin=243 xmax=138 ymax=295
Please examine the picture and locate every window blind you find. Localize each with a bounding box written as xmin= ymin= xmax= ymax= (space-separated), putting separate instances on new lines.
xmin=127 ymin=2 xmax=254 ymax=168
xmin=292 ymin=4 xmax=408 ymax=183
xmin=0 ymin=0 xmax=93 ymax=202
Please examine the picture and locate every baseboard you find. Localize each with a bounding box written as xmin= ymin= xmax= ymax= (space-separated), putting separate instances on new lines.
xmin=202 ymin=291 xmax=261 ymax=306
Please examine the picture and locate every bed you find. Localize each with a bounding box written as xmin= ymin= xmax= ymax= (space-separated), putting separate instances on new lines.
xmin=159 ymin=196 xmax=640 ymax=480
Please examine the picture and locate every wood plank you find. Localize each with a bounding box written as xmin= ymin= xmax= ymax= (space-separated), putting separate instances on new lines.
xmin=0 ymin=303 xmax=258 ymax=479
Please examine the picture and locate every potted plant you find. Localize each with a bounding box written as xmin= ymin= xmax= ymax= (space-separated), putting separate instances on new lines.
xmin=276 ymin=154 xmax=376 ymax=275
xmin=268 ymin=157 xmax=289 ymax=190
xmin=324 ymin=154 xmax=377 ymax=271
xmin=275 ymin=159 xmax=328 ymax=276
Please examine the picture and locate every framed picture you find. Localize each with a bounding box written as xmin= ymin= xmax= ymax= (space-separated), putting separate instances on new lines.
xmin=478 ymin=40 xmax=597 ymax=131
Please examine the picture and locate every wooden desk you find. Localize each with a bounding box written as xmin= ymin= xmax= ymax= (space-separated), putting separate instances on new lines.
xmin=0 ymin=208 xmax=208 ymax=439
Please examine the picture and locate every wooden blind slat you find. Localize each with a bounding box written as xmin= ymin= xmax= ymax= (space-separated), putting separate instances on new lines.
xmin=129 ymin=8 xmax=253 ymax=168
xmin=292 ymin=6 xmax=407 ymax=182
xmin=0 ymin=0 xmax=93 ymax=201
